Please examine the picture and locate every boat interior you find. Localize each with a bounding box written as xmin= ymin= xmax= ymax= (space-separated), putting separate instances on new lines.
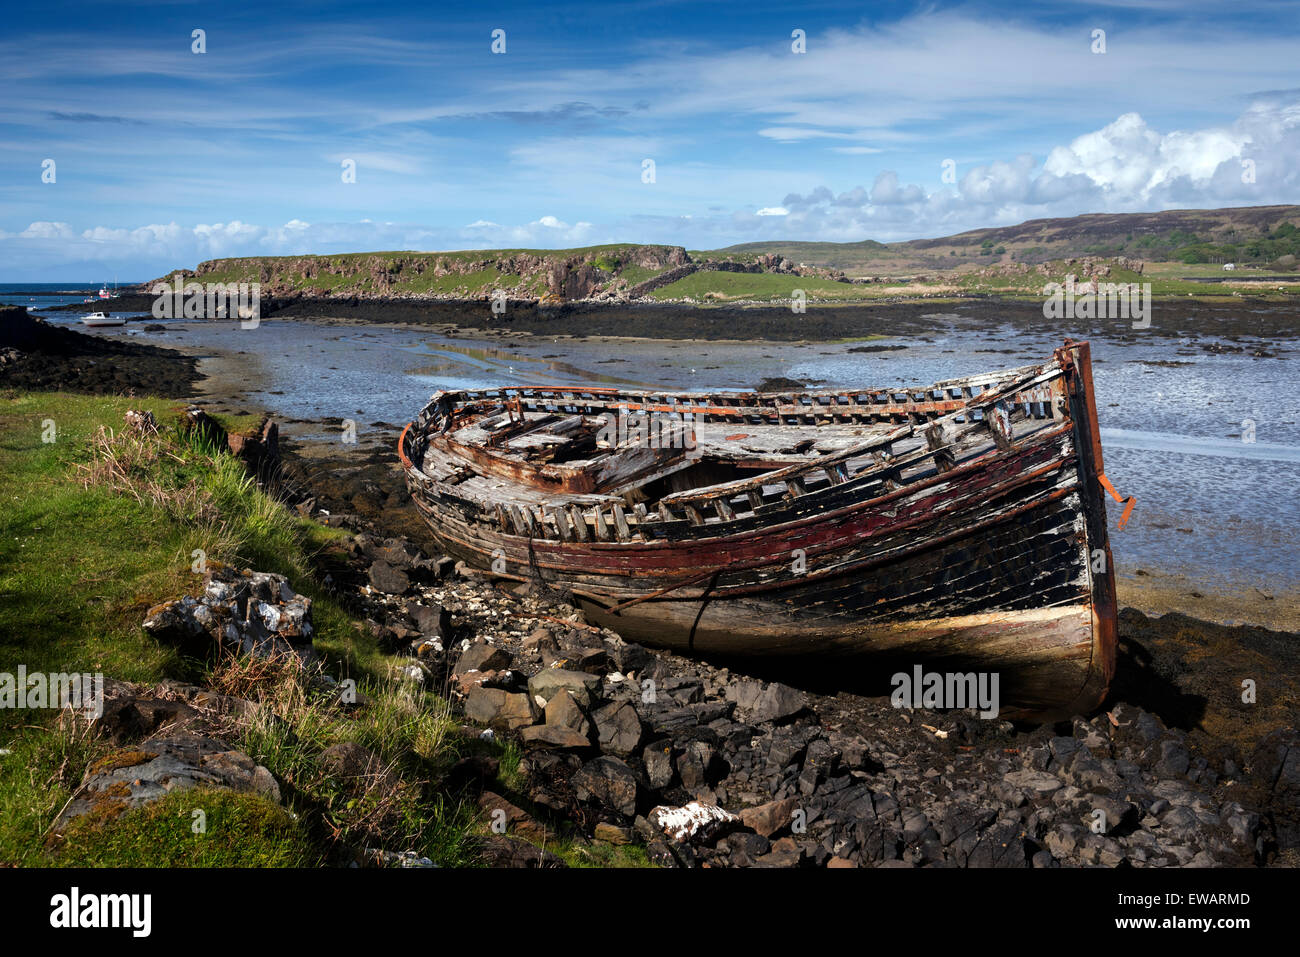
xmin=401 ymin=352 xmax=1079 ymax=542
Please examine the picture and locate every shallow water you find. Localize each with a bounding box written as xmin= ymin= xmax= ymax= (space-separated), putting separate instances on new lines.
xmin=36 ymin=312 xmax=1300 ymax=594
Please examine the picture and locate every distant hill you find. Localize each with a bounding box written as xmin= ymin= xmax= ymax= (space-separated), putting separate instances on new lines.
xmin=710 ymin=204 xmax=1300 ymax=273
xmin=148 ymin=205 xmax=1299 ymax=304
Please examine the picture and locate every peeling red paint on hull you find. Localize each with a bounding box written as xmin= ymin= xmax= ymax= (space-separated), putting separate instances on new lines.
xmin=400 ymin=341 xmax=1118 ymax=719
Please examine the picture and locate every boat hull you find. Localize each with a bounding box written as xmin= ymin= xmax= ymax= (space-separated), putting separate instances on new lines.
xmin=401 ymin=342 xmax=1118 ymax=720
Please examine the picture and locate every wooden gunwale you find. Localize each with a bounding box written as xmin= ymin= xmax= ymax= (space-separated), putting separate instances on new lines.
xmin=399 ymin=363 xmax=1065 ymax=530
xmin=406 ymin=416 xmax=1076 ymax=560
xmin=406 ymin=444 xmax=1079 ymax=602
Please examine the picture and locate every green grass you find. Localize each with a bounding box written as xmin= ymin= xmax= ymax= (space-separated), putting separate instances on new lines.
xmin=153 ymin=241 xmax=1299 ymax=308
xmin=648 ymin=271 xmax=861 ymax=302
xmin=940 ymin=257 xmax=1300 ymax=303
xmin=53 ymin=788 xmax=317 ymax=867
xmin=616 ymin=264 xmax=668 ymax=286
xmin=0 ymin=391 xmax=544 ymax=867
xmin=554 ymin=838 xmax=655 ymax=868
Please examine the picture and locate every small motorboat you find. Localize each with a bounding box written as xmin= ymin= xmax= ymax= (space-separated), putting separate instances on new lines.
xmin=81 ymin=311 xmax=125 ymax=327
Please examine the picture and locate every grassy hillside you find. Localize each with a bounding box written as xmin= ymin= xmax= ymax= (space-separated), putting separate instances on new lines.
xmin=147 ymin=205 xmax=1300 ymax=305
xmin=648 ymin=270 xmax=860 ymax=302
xmin=712 ymin=205 xmax=1300 ymax=274
xmin=0 ymin=392 xmax=620 ymax=867
xmin=150 ymin=245 xmax=686 ymax=302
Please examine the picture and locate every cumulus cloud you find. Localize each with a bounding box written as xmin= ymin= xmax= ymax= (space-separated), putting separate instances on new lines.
xmin=732 ymin=96 xmax=1300 ymax=242
xmin=869 ymin=171 xmax=925 ymax=206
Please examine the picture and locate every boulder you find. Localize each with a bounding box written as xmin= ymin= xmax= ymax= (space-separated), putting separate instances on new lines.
xmin=522 ymin=628 xmax=558 ymax=653
xmin=604 ymin=639 xmax=653 ymax=675
xmin=477 ymin=791 xmax=549 ymax=843
xmin=55 ymin=733 xmax=281 ymax=829
xmin=749 ymin=682 xmax=810 ymax=724
xmin=649 ymin=801 xmax=740 ymax=843
xmin=1004 ymin=769 xmax=1064 ymax=798
xmin=644 ymin=740 xmax=676 ymax=789
xmin=528 ymin=669 xmax=601 ymax=709
xmin=464 ymin=687 xmax=534 ymax=731
xmin=96 ymin=690 xmax=200 ymax=745
xmin=544 ymin=690 xmax=591 ymax=736
xmin=142 ymin=565 xmax=314 ymax=659
xmin=521 ymin=725 xmax=592 ymax=750
xmin=456 ymin=641 xmax=513 ymax=675
xmin=677 ymin=739 xmax=722 ymax=792
xmin=408 ymin=603 xmax=450 ymax=639
xmin=367 ymin=560 xmax=409 ymax=595
xmin=571 ymin=755 xmax=640 ymax=817
xmin=592 ymin=700 xmax=643 ymax=757
xmin=740 ymin=797 xmax=799 ymax=838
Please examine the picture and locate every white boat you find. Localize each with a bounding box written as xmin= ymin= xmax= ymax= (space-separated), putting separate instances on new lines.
xmin=82 ymin=311 xmax=125 ymax=327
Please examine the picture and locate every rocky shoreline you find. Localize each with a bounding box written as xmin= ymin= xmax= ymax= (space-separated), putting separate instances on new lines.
xmin=75 ymin=494 xmax=1297 ymax=868
xmin=261 ymin=421 xmax=1300 ymax=868
xmin=9 ymin=311 xmax=1299 ymax=868
xmin=0 ymin=306 xmax=199 ymax=396
xmin=343 ymin=531 xmax=1298 ymax=867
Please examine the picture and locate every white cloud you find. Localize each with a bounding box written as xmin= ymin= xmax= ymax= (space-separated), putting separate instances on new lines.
xmin=4 ymin=97 xmax=1298 ymax=278
xmin=741 ymin=96 xmax=1300 ymax=241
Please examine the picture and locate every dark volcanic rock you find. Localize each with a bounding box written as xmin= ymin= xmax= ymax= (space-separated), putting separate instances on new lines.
xmin=368 ymin=560 xmax=410 ymax=595
xmin=592 ymin=700 xmax=643 ymax=757
xmin=408 ymin=603 xmax=450 ymax=639
xmin=457 ymin=640 xmax=513 ymax=675
xmin=727 ymin=680 xmax=810 ymax=724
xmin=571 ymin=756 xmax=640 ymax=818
xmin=0 ymin=305 xmax=200 ymax=396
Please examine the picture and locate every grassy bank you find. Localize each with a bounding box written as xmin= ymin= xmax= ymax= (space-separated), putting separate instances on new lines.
xmin=0 ymin=391 xmax=633 ymax=867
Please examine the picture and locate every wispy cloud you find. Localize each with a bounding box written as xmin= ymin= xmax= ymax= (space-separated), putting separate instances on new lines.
xmin=48 ymin=111 xmax=143 ymax=125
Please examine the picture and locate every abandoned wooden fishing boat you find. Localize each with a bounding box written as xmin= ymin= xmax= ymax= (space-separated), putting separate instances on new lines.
xmin=399 ymin=340 xmax=1122 ymax=719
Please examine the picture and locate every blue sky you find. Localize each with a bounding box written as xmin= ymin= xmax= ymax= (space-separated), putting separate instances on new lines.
xmin=2 ymin=0 xmax=1299 ymax=279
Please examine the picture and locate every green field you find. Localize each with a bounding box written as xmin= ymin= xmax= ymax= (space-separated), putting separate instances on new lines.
xmin=648 ymin=270 xmax=864 ymax=301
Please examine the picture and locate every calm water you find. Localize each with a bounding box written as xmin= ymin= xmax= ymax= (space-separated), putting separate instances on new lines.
xmin=22 ymin=309 xmax=1300 ymax=593
xmin=0 ymin=282 xmax=137 ymax=313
